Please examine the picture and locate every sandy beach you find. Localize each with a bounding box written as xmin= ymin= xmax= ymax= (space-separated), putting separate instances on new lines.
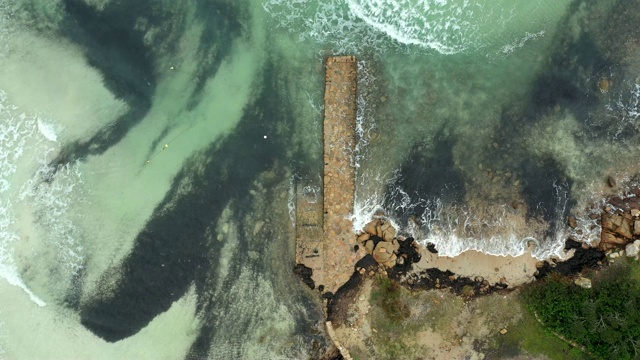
xmin=413 ymin=247 xmax=541 ymax=286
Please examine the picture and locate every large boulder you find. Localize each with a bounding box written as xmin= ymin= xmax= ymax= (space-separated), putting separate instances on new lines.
xmin=601 ymin=213 xmax=633 ymax=240
xmin=364 ymin=239 xmax=375 ymax=254
xmin=357 ymin=233 xmax=370 ymax=242
xmin=382 ymin=253 xmax=397 ymax=268
xmin=363 ymin=219 xmax=381 ymax=235
xmin=382 ymin=225 xmax=396 ymax=242
xmin=373 ymin=241 xmax=394 ymax=263
xmin=626 ymin=240 xmax=640 ymax=257
xmin=599 ymin=230 xmax=627 ymax=251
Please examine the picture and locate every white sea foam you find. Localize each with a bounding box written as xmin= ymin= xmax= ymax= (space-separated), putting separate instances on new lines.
xmin=287 ymin=174 xmax=297 ymax=227
xmin=1 ymin=88 xmax=86 ymax=305
xmin=352 ymin=167 xmax=573 ymax=260
xmin=499 ymin=30 xmax=545 ymax=55
xmin=347 ymin=0 xmax=478 ymax=54
xmin=0 ymin=90 xmax=46 ymax=306
xmin=606 ymin=82 xmax=640 ymax=138
xmin=19 ymin=159 xmax=86 ymax=277
xmin=263 ymin=0 xmax=544 ymax=55
xmin=36 ymin=118 xmax=58 ymax=142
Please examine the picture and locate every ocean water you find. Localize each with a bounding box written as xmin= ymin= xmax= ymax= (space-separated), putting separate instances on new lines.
xmin=1 ymin=0 xmax=640 ymax=358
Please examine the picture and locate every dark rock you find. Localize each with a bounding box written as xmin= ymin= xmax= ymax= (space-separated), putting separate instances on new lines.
xmin=567 ymin=215 xmax=578 ymax=229
xmin=599 ymin=230 xmax=627 ymax=251
xmin=426 ymin=242 xmax=438 ymax=253
xmin=355 ymin=254 xmax=379 ymax=271
xmin=388 ymin=237 xmax=421 ymax=277
xmin=564 ymin=238 xmax=582 ymax=250
xmin=293 ymin=264 xmax=315 ymax=290
xmin=401 ymin=267 xmax=507 ymax=296
xmin=607 ymin=176 xmax=617 ymax=188
xmin=326 ymin=272 xmax=362 ymax=325
xmin=322 ymin=292 xmax=334 ymax=300
xmin=535 ymin=245 xmax=605 ymax=279
xmin=608 ymin=196 xmax=628 ymax=210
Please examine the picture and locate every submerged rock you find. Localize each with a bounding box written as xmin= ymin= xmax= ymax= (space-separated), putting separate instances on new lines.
xmin=599 ymin=78 xmax=612 ymax=93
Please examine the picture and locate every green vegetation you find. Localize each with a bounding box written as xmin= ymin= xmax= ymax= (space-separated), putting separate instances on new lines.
xmin=372 ymin=278 xmax=411 ymax=326
xmin=368 ymin=277 xmax=431 ymax=360
xmin=492 ymin=302 xmax=586 ymax=360
xmin=523 ymin=262 xmax=640 ymax=360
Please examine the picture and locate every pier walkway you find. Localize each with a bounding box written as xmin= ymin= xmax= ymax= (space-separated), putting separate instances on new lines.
xmin=295 ymin=56 xmax=359 ymax=295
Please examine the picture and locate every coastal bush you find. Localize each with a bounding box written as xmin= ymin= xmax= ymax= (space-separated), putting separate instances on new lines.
xmin=524 ymin=263 xmax=640 ymax=359
xmin=371 ymin=278 xmax=411 ymax=325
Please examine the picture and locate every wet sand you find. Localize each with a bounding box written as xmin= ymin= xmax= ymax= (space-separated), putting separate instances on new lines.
xmin=414 ymin=248 xmax=540 ymax=287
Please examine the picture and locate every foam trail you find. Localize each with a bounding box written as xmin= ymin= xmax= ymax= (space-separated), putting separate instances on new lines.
xmin=347 ymin=0 xmax=476 ymax=54
xmin=19 ymin=159 xmax=86 ymax=278
xmin=263 ymin=0 xmax=544 ymax=56
xmin=352 ymin=169 xmax=573 ymax=260
xmin=36 ymin=118 xmax=59 ymax=142
xmin=499 ymin=30 xmax=545 ymax=55
xmin=0 ymin=90 xmax=46 ymax=306
xmin=606 ymin=82 xmax=640 ymax=138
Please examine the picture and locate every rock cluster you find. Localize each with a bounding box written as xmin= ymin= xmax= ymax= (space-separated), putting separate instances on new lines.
xmin=356 ymin=219 xmax=399 ymax=268
xmin=599 ymin=192 xmax=640 ymax=251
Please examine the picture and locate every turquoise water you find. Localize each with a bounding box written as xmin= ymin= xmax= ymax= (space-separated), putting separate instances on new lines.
xmin=1 ymin=0 xmax=640 ymax=358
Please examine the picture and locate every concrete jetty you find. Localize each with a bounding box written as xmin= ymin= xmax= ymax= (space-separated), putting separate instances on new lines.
xmin=295 ymin=183 xmax=325 ymax=287
xmin=295 ymin=56 xmax=359 ymax=295
xmin=322 ymin=56 xmax=359 ymax=294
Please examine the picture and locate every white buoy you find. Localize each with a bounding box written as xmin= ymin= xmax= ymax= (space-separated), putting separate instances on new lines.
xmin=263 ymin=135 xmax=268 ymax=139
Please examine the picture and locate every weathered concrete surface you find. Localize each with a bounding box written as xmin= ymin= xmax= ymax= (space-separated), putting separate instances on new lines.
xmin=295 ymin=183 xmax=324 ymax=288
xmin=295 ymin=56 xmax=359 ymax=296
xmin=322 ymin=56 xmax=359 ymax=294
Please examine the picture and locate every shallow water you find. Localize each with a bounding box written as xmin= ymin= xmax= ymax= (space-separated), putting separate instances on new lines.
xmin=1 ymin=0 xmax=640 ymax=358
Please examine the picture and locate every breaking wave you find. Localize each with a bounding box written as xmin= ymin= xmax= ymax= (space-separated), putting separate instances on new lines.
xmin=263 ymin=0 xmax=546 ymax=55
xmin=0 ymin=90 xmax=85 ymax=305
xmin=352 ymin=172 xmax=573 ymax=260
xmin=0 ymin=90 xmax=47 ymax=306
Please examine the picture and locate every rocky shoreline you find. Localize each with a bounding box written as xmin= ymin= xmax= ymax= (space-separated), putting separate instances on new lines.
xmin=292 ymin=187 xmax=640 ymax=358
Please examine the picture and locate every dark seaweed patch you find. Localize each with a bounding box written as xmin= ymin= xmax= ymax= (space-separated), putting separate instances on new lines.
xmin=385 ymin=129 xmax=465 ymax=226
xmin=518 ymin=156 xmax=575 ymax=231
xmin=47 ymin=0 xmax=162 ymax=164
xmin=51 ymin=0 xmax=245 ymax=164
xmin=79 ymin=61 xmax=293 ymax=343
xmin=186 ymin=1 xmax=246 ymax=110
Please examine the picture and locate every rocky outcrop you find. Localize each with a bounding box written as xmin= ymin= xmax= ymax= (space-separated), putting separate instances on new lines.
xmin=293 ymin=264 xmax=315 ymax=290
xmin=598 ymin=192 xmax=640 ymax=251
xmin=535 ymin=239 xmax=605 ymax=279
xmin=357 ymin=219 xmax=400 ymax=268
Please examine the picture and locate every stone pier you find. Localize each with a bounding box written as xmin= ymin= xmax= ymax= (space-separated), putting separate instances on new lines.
xmin=295 ymin=56 xmax=359 ymax=295
xmin=322 ymin=56 xmax=359 ymax=294
xmin=295 ymin=183 xmax=325 ymax=287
